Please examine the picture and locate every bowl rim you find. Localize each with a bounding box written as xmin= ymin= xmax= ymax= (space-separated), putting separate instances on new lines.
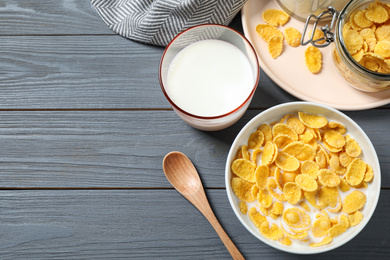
xmin=159 ymin=23 xmax=260 ymax=120
xmin=225 ymin=101 xmax=381 ymax=254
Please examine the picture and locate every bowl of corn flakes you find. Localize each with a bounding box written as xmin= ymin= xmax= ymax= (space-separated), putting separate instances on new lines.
xmin=225 ymin=101 xmax=381 ymax=254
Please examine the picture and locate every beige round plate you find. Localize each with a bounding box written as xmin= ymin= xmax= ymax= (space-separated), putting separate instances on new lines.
xmin=241 ymin=0 xmax=390 ymax=110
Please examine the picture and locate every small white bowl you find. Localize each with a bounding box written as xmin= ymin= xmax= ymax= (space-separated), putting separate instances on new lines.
xmin=225 ymin=101 xmax=381 ymax=254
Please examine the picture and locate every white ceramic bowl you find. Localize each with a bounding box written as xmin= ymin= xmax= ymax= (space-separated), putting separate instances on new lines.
xmin=225 ymin=101 xmax=381 ymax=254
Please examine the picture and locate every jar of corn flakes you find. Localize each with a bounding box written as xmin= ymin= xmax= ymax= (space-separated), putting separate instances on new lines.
xmin=332 ymin=0 xmax=390 ymax=92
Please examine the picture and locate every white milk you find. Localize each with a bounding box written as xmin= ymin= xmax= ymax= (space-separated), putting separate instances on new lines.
xmin=166 ymin=39 xmax=255 ymax=117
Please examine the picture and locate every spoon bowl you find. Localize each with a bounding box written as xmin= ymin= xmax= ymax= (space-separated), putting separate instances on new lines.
xmin=163 ymin=151 xmax=244 ymax=260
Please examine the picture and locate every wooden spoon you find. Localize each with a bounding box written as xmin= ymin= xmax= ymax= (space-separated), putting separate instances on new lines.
xmin=163 ymin=151 xmax=244 ymax=260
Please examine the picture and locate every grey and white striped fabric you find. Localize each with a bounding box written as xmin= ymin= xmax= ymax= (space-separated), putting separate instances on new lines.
xmin=91 ymin=0 xmax=247 ymax=46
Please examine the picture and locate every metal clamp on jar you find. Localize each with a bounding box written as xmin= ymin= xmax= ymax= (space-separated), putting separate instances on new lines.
xmin=278 ymin=0 xmax=390 ymax=92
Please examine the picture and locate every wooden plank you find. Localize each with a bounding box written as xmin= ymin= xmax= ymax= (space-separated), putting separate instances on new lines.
xmin=0 ymin=189 xmax=388 ymax=259
xmin=0 ymin=34 xmax=290 ymax=109
xmin=0 ymin=110 xmax=387 ymax=188
xmin=0 ymin=0 xmax=114 ymax=35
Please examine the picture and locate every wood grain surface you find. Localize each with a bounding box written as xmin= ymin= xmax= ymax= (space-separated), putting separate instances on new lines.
xmin=0 ymin=1 xmax=389 ymax=259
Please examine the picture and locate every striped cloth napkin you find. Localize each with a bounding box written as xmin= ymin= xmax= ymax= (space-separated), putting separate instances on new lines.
xmin=91 ymin=0 xmax=247 ymax=46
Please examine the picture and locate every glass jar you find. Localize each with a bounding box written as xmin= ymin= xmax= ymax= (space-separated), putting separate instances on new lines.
xmin=333 ymin=0 xmax=390 ymax=92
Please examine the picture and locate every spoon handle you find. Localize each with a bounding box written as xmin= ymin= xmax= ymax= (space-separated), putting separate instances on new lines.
xmin=187 ymin=192 xmax=245 ymax=260
xmin=204 ymin=208 xmax=245 ymax=260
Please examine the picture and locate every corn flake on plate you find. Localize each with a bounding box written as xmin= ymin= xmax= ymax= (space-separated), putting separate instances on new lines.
xmin=225 ymin=102 xmax=381 ymax=254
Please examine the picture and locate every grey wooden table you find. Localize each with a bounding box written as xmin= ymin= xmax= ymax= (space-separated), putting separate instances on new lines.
xmin=0 ymin=1 xmax=389 ymax=259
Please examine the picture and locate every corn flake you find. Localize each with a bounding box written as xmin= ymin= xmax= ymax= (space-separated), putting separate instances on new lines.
xmin=256 ymin=24 xmax=284 ymax=42
xmin=284 ymin=27 xmax=302 ymax=47
xmin=324 ymin=130 xmax=346 ymax=149
xmin=239 ymin=201 xmax=248 ymax=214
xmin=342 ymin=190 xmax=367 ymax=214
xmin=251 ymin=148 xmax=262 ymax=164
xmin=259 ymin=222 xmax=284 ymax=240
xmin=231 ymin=177 xmax=255 ymax=202
xmin=255 ymin=164 xmax=269 ymax=190
xmin=375 ymin=24 xmax=390 ymax=41
xmin=354 ymin=10 xmax=374 ymax=28
xmin=317 ymin=186 xmax=339 ymax=209
xmin=283 ymin=207 xmax=311 ymax=228
xmin=295 ymin=174 xmax=318 ymax=192
xmin=248 ymin=130 xmax=265 ymax=150
xmin=258 ymin=124 xmax=273 ymax=143
xmin=262 ymin=141 xmax=277 ymax=165
xmin=298 ymin=112 xmax=328 ymax=128
xmin=348 ymin=211 xmax=364 ymax=227
xmin=301 ymin=160 xmax=320 ymax=179
xmin=344 ymin=29 xmax=364 ymax=55
xmin=366 ymin=2 xmax=389 ymax=23
xmin=262 ymin=9 xmax=290 ymax=27
xmin=309 ymin=236 xmax=333 ymax=247
xmin=345 ymin=158 xmax=367 ymax=186
xmin=374 ymin=40 xmax=390 ymax=58
xmin=231 ymin=158 xmax=256 ymax=182
xmin=283 ymin=182 xmax=302 ymax=204
xmin=268 ymin=35 xmax=284 ymax=59
xmin=272 ymin=123 xmax=298 ymax=141
xmin=328 ymin=214 xmax=349 ymax=237
xmin=304 ymin=46 xmax=322 ymax=74
xmin=249 ymin=207 xmax=267 ymax=228
xmin=275 ymin=152 xmax=300 ymax=172
xmin=318 ymin=169 xmax=341 ymax=187
xmin=312 ymin=217 xmax=331 ymax=237
xmin=273 ymin=134 xmax=294 ymax=149
xmin=283 ymin=141 xmax=316 ymax=161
